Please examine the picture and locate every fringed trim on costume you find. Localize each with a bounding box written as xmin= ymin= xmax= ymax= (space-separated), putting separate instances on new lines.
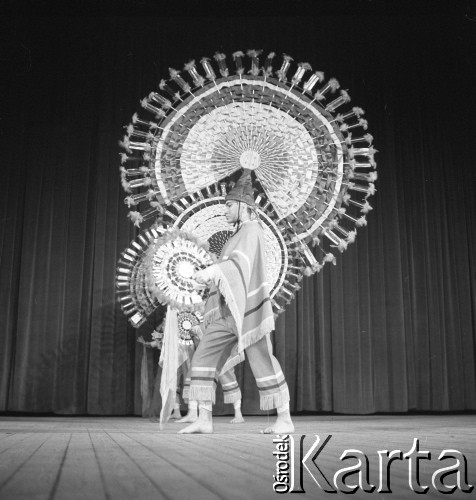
xmin=238 ymin=316 xmax=275 ymax=352
xmin=214 ymin=267 xmax=243 ymax=334
xmin=224 ymin=390 xmax=242 ymax=405
xmin=189 ymin=385 xmax=216 ymax=405
xmin=260 ymin=387 xmax=290 ymax=411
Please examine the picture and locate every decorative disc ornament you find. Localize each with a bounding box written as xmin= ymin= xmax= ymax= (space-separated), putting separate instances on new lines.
xmin=115 ymin=197 xmax=297 ymax=326
xmin=117 ymin=49 xmax=377 ymax=326
xmin=177 ymin=311 xmax=202 ymax=346
xmin=143 ymin=229 xmax=213 ymax=310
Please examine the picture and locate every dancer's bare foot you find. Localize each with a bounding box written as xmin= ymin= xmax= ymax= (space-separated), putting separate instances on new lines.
xmin=261 ymin=410 xmax=294 ymax=434
xmin=175 ymin=411 xmax=198 ymax=423
xmin=230 ymin=408 xmax=244 ymax=424
xmin=178 ymin=408 xmax=213 ymax=434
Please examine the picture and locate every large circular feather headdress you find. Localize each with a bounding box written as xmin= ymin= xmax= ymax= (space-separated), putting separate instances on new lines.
xmin=116 ymin=50 xmax=377 ymax=327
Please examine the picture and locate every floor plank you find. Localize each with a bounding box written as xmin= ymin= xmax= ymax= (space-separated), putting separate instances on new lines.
xmin=1 ymin=434 xmax=50 ymax=495
xmin=111 ymin=432 xmax=223 ymax=500
xmin=86 ymin=431 xmax=161 ymax=500
xmin=52 ymin=432 xmax=106 ymax=500
xmin=0 ymin=415 xmax=474 ymax=500
xmin=0 ymin=432 xmax=70 ymax=500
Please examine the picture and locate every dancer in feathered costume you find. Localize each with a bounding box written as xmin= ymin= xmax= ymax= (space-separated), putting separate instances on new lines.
xmin=179 ymin=169 xmax=294 ymax=434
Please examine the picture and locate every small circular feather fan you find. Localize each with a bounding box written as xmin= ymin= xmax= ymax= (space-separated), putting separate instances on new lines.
xmin=177 ymin=311 xmax=202 ymax=346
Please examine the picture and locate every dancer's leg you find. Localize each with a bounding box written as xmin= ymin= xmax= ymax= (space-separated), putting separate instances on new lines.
xmin=231 ymin=399 xmax=245 ymax=424
xmin=169 ymin=392 xmax=182 ymax=419
xmin=219 ymin=368 xmax=244 ymax=423
xmin=175 ymin=399 xmax=198 ymax=423
xmin=178 ymin=318 xmax=237 ymax=434
xmin=175 ymin=366 xmax=197 ymax=423
xmin=245 ymin=335 xmax=294 ymax=434
xmin=219 ymin=368 xmax=241 ymax=405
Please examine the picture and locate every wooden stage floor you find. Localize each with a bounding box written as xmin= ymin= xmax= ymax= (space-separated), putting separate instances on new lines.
xmin=0 ymin=414 xmax=475 ymax=500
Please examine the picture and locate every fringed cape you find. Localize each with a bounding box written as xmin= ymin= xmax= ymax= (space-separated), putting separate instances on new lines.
xmin=203 ymin=220 xmax=275 ymax=352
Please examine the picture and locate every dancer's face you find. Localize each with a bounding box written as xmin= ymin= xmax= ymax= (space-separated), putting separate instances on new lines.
xmin=225 ymin=200 xmax=239 ymax=223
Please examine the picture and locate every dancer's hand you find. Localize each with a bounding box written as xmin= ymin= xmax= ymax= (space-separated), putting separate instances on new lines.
xmin=193 ymin=266 xmax=214 ymax=285
xmin=137 ymin=336 xmax=153 ymax=348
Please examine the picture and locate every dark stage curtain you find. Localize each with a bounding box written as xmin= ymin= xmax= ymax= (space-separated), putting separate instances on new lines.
xmin=1 ymin=10 xmax=475 ymax=415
